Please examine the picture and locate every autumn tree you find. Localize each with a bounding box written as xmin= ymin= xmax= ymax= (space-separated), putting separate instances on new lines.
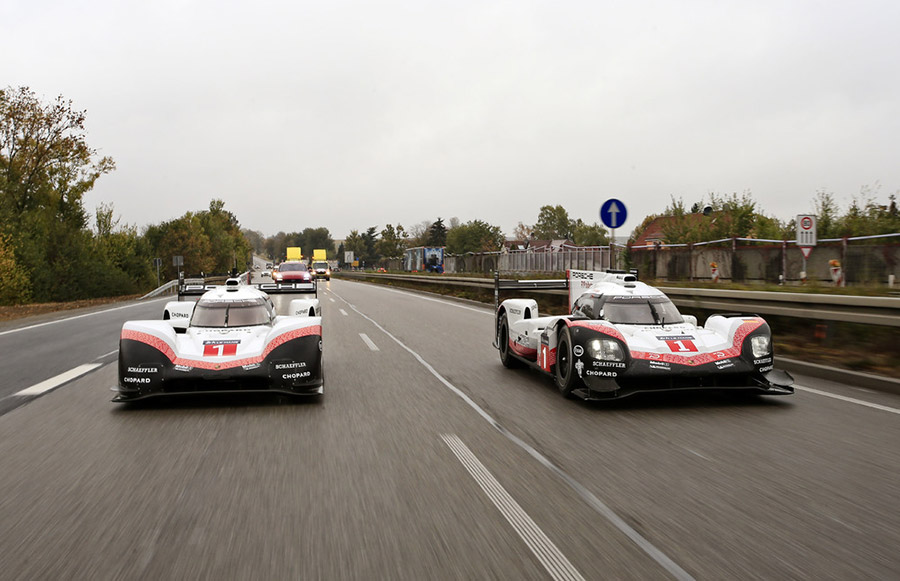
xmin=0 ymin=86 xmax=116 ymax=301
xmin=0 ymin=233 xmax=30 ymax=305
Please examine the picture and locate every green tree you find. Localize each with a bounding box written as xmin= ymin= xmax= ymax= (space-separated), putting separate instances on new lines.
xmin=362 ymin=226 xmax=379 ymax=263
xmin=377 ymin=223 xmax=407 ymax=258
xmin=533 ymin=205 xmax=573 ymax=240
xmin=446 ymin=220 xmax=504 ymax=254
xmin=571 ymin=219 xmax=609 ymax=246
xmin=93 ymin=202 xmax=154 ymax=293
xmin=145 ymin=213 xmax=214 ymax=278
xmin=426 ymin=218 xmax=447 ymax=246
xmin=344 ymin=230 xmax=366 ymax=264
xmin=297 ymin=227 xmax=335 ymax=259
xmin=196 ymin=199 xmax=251 ymax=273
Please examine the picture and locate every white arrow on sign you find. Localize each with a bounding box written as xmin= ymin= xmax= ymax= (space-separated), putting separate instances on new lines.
xmin=607 ymin=202 xmax=621 ymax=228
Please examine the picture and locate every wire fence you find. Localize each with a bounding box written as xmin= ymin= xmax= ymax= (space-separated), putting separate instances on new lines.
xmin=409 ymin=234 xmax=900 ymax=285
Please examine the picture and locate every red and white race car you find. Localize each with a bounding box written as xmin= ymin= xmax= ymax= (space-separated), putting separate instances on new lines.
xmin=494 ymin=269 xmax=794 ymax=400
xmin=114 ymin=279 xmax=323 ymax=402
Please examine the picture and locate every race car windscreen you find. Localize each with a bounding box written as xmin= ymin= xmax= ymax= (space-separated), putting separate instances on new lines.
xmin=279 ymin=263 xmax=308 ymax=272
xmin=191 ymin=298 xmax=270 ymax=327
xmin=602 ymin=296 xmax=684 ymax=325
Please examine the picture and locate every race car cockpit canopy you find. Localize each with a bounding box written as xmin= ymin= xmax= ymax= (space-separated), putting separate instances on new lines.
xmin=572 ymin=293 xmax=684 ymax=325
xmin=191 ymin=296 xmax=273 ymax=328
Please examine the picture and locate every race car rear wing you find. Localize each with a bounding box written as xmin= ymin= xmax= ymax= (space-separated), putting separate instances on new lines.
xmin=178 ymin=280 xmax=317 ymax=298
xmin=492 ymin=269 xmax=638 ymax=310
xmin=492 ymin=272 xmax=567 ymax=310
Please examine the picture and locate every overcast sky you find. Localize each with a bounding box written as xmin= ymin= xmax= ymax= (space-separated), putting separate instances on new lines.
xmin=5 ymin=0 xmax=900 ymax=240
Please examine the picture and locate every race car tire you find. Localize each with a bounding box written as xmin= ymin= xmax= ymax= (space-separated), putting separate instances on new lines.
xmin=554 ymin=326 xmax=580 ymax=398
xmin=498 ymin=314 xmax=521 ymax=368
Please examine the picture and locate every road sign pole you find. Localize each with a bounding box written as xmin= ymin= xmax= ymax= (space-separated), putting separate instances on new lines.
xmin=600 ymin=198 xmax=628 ymax=271
xmin=611 ymin=228 xmax=616 ymax=269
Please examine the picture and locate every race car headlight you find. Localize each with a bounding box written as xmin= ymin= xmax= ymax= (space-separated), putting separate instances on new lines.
xmin=751 ymin=335 xmax=771 ymax=358
xmin=588 ymin=338 xmax=625 ymax=361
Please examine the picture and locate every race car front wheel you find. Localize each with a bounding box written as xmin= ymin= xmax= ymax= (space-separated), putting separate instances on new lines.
xmin=554 ymin=326 xmax=580 ymax=397
xmin=498 ymin=314 xmax=521 ymax=368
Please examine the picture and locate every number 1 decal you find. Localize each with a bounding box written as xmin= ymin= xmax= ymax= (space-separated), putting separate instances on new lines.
xmin=204 ymin=343 xmax=238 ymax=356
xmin=665 ymin=339 xmax=698 ymax=352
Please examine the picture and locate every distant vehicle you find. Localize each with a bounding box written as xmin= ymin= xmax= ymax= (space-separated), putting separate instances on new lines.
xmin=114 ymin=278 xmax=323 ymax=402
xmin=272 ymin=261 xmax=313 ymax=284
xmin=495 ymin=269 xmax=794 ymax=400
xmin=311 ymin=261 xmax=331 ymax=280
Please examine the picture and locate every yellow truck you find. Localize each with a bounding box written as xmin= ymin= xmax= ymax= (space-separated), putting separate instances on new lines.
xmin=311 ymin=249 xmax=331 ymax=280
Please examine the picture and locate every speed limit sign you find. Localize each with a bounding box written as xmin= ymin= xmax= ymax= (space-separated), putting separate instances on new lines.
xmin=796 ymin=215 xmax=817 ymax=247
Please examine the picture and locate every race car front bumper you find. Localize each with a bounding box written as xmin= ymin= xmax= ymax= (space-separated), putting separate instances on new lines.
xmin=114 ymin=333 xmax=323 ymax=401
xmin=575 ymin=360 xmax=794 ymax=400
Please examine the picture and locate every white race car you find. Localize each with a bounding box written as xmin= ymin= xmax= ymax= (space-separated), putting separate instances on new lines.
xmin=114 ymin=279 xmax=323 ymax=402
xmin=494 ymin=269 xmax=794 ymax=400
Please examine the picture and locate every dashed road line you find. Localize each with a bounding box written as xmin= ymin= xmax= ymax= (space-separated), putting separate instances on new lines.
xmin=441 ymin=434 xmax=585 ymax=581
xmin=795 ymin=384 xmax=900 ymax=415
xmin=14 ymin=363 xmax=103 ymax=396
xmin=359 ymin=333 xmax=379 ymax=351
xmin=339 ymin=309 xmax=349 ymax=316
xmin=329 ymin=288 xmax=694 ymax=581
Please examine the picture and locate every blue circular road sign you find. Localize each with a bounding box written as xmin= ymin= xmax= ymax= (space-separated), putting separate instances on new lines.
xmin=600 ymin=199 xmax=627 ymax=229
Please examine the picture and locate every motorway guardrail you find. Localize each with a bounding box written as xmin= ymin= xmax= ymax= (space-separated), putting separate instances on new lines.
xmin=338 ymin=272 xmax=900 ymax=327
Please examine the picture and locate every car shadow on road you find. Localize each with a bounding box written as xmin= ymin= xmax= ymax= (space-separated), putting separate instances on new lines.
xmin=110 ymin=392 xmax=323 ymax=412
xmin=579 ymin=390 xmax=795 ymax=412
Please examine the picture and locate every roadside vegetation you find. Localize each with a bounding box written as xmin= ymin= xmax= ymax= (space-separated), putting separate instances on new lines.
xmin=2 ymin=85 xmax=898 ymax=308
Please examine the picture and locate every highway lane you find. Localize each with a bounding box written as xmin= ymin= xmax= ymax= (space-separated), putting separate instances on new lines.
xmin=323 ymin=279 xmax=900 ymax=579
xmin=0 ymin=278 xmax=897 ymax=578
xmin=0 ymin=298 xmax=170 ymax=413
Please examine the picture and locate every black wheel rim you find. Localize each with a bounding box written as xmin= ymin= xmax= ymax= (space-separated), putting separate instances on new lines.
xmin=558 ymin=337 xmax=570 ymax=381
xmin=500 ymin=320 xmax=508 ymax=356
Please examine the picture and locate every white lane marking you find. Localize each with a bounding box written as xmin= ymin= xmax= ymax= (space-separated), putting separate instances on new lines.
xmin=329 ymin=289 xmax=694 ymax=581
xmin=0 ymin=298 xmax=169 ymax=337
xmin=98 ymin=349 xmax=119 ymax=359
xmin=329 ymin=298 xmax=336 ymax=302
xmin=441 ymin=434 xmax=585 ymax=581
xmin=795 ymin=384 xmax=900 ymax=415
xmin=339 ymin=309 xmax=349 ymax=316
xmin=684 ymin=448 xmax=712 ymax=461
xmin=359 ymin=333 xmax=379 ymax=351
xmin=337 ymin=279 xmax=492 ymax=315
xmin=14 ymin=363 xmax=102 ymax=396
xmin=335 ymin=281 xmax=900 ymax=418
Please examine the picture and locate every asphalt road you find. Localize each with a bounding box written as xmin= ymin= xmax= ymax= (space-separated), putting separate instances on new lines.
xmin=0 ymin=278 xmax=897 ymax=579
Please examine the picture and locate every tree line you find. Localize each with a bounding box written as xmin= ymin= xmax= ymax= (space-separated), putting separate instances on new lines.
xmin=628 ymin=190 xmax=900 ymax=246
xmin=3 ymin=86 xmax=897 ymax=305
xmin=0 ymin=87 xmax=249 ymax=305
